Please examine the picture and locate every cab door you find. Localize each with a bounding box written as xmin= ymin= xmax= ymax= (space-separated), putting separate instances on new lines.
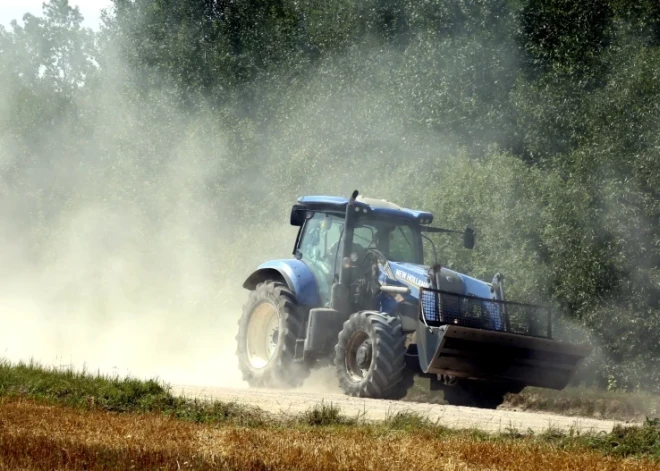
xmin=296 ymin=212 xmax=344 ymax=306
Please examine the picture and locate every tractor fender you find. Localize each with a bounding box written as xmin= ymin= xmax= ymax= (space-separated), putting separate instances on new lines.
xmin=242 ymin=259 xmax=321 ymax=307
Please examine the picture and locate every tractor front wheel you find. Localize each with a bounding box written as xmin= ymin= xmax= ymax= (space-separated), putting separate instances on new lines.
xmin=236 ymin=281 xmax=309 ymax=388
xmin=334 ymin=311 xmax=411 ymax=399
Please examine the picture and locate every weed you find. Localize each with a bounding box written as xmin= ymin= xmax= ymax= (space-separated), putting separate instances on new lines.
xmin=382 ymin=410 xmax=436 ymax=432
xmin=299 ymin=402 xmax=355 ymax=426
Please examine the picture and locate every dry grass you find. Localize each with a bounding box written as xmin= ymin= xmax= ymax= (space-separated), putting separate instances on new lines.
xmin=1 ymin=398 xmax=658 ymax=471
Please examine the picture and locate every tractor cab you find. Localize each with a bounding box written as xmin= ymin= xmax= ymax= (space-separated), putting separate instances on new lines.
xmin=291 ymin=196 xmax=424 ymax=306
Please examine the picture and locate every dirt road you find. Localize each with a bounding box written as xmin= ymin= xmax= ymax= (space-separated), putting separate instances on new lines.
xmin=174 ymin=384 xmax=632 ymax=434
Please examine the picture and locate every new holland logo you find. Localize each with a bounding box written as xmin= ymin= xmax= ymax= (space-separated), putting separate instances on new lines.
xmin=395 ymin=269 xmax=429 ymax=288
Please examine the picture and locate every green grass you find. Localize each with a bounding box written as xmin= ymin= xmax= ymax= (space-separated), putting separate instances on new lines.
xmin=298 ymin=401 xmax=358 ymax=426
xmin=0 ymin=359 xmax=168 ymax=412
xmin=0 ymin=359 xmax=264 ymax=426
xmin=382 ymin=410 xmax=438 ymax=432
xmin=2 ymin=359 xmax=660 ymax=462
xmin=538 ymin=419 xmax=660 ymax=460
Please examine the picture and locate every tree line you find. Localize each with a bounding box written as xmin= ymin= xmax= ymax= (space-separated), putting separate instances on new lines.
xmin=1 ymin=0 xmax=658 ymax=391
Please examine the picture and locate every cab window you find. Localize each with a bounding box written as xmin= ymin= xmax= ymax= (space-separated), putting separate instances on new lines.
xmin=298 ymin=212 xmax=344 ymax=304
xmin=388 ymin=225 xmax=419 ymax=263
xmin=299 ymin=212 xmax=344 ymax=267
xmin=353 ymin=225 xmax=376 ymax=250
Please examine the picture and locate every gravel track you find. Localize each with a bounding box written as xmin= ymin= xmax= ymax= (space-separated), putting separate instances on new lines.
xmin=174 ymin=384 xmax=633 ymax=434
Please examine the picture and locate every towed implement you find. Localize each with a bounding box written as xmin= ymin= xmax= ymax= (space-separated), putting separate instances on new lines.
xmin=236 ymin=191 xmax=591 ymax=408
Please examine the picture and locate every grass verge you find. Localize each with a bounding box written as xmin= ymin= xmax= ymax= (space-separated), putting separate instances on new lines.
xmin=1 ymin=360 xmax=660 ymax=470
xmin=0 ymin=359 xmax=265 ymax=425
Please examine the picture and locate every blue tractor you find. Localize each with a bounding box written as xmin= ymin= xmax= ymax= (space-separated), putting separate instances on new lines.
xmin=237 ymin=191 xmax=591 ymax=407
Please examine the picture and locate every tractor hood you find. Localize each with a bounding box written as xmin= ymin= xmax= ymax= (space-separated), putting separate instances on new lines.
xmin=383 ymin=261 xmax=496 ymax=301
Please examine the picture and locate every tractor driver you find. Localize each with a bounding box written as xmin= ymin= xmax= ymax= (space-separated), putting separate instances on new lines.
xmin=325 ymin=222 xmax=380 ymax=275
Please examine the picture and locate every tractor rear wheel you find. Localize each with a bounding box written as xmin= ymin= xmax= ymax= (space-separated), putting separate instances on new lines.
xmin=236 ymin=281 xmax=309 ymax=388
xmin=334 ymin=311 xmax=411 ymax=399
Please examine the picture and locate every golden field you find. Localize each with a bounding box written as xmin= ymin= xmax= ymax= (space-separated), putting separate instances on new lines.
xmin=0 ymin=398 xmax=657 ymax=471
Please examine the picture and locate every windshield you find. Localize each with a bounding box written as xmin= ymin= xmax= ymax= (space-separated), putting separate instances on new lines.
xmin=299 ymin=213 xmax=422 ymax=268
xmin=389 ymin=224 xmax=419 ymax=263
xmin=352 ymin=219 xmax=422 ymax=264
xmin=297 ymin=213 xmax=422 ymax=305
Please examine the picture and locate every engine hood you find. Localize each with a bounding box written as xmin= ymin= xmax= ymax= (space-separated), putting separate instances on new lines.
xmin=384 ymin=261 xmax=495 ymax=300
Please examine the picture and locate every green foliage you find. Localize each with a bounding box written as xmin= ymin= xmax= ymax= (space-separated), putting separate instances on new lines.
xmin=0 ymin=359 xmax=171 ymax=412
xmin=548 ymin=419 xmax=660 ymax=459
xmin=0 ymin=0 xmax=658 ymax=392
xmin=0 ymin=360 xmax=264 ymax=425
xmin=520 ymin=0 xmax=612 ymax=78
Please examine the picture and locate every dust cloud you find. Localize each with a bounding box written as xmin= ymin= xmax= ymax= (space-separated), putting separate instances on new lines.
xmin=0 ymin=5 xmax=467 ymax=393
xmin=0 ymin=8 xmax=409 ymax=392
xmin=0 ymin=125 xmax=252 ymax=387
xmin=0 ymin=44 xmax=273 ymax=389
xmin=0 ymin=1 xmax=599 ymax=396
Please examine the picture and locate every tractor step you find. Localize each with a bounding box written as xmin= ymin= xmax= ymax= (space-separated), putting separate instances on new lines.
xmin=294 ymin=339 xmax=305 ymax=362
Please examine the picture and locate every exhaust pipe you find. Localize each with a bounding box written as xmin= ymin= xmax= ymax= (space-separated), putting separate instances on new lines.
xmin=331 ymin=190 xmax=359 ymax=315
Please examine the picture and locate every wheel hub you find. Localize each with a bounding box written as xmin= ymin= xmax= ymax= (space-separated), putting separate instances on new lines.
xmin=246 ymin=303 xmax=280 ymax=369
xmin=345 ymin=331 xmax=372 ymax=382
xmin=356 ymin=342 xmax=372 ymax=370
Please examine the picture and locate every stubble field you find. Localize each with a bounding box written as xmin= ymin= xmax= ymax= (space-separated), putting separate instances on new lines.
xmin=1 ymin=398 xmax=658 ymax=471
xmin=1 ymin=362 xmax=660 ymax=471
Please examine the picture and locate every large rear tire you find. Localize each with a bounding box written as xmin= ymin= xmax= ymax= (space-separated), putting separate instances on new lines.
xmin=334 ymin=311 xmax=410 ymax=399
xmin=236 ymin=281 xmax=309 ymax=388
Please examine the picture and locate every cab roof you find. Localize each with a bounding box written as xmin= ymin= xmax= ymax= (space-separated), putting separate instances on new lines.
xmin=297 ymin=195 xmax=434 ymax=224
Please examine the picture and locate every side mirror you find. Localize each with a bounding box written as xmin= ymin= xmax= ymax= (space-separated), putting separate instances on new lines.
xmin=290 ymin=205 xmax=312 ymax=226
xmin=463 ymin=227 xmax=475 ymax=249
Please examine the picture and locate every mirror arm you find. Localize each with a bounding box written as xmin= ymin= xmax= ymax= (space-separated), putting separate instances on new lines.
xmin=421 ymin=233 xmax=438 ymax=264
xmin=420 ymin=226 xmax=461 ymax=234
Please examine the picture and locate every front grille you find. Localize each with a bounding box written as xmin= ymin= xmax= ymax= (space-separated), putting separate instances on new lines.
xmin=419 ymin=288 xmax=552 ymax=338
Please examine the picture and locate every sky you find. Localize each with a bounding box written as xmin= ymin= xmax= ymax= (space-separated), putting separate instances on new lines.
xmin=0 ymin=0 xmax=112 ymax=30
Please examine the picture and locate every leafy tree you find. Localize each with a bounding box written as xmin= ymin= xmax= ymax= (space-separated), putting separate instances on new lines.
xmin=1 ymin=0 xmax=658 ymax=391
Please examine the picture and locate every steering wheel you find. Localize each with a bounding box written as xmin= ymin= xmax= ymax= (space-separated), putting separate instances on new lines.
xmin=364 ymin=247 xmax=387 ymax=264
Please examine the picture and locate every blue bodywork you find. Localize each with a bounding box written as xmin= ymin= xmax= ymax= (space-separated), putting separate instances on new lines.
xmin=377 ymin=262 xmax=496 ymax=301
xmin=243 ymin=195 xmax=503 ymax=329
xmin=298 ymin=195 xmax=434 ymax=224
xmin=243 ymin=255 xmax=504 ymax=332
xmin=377 ymin=262 xmax=504 ymax=331
xmin=243 ymin=259 xmax=321 ymax=307
xmin=240 ymin=194 xmax=591 ymax=391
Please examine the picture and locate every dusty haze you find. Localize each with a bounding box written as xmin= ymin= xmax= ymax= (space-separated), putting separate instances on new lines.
xmin=0 ymin=108 xmax=253 ymax=386
xmin=0 ymin=36 xmax=284 ymax=388
xmin=4 ymin=0 xmax=653 ymax=395
xmin=0 ymin=20 xmax=410 ymax=390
